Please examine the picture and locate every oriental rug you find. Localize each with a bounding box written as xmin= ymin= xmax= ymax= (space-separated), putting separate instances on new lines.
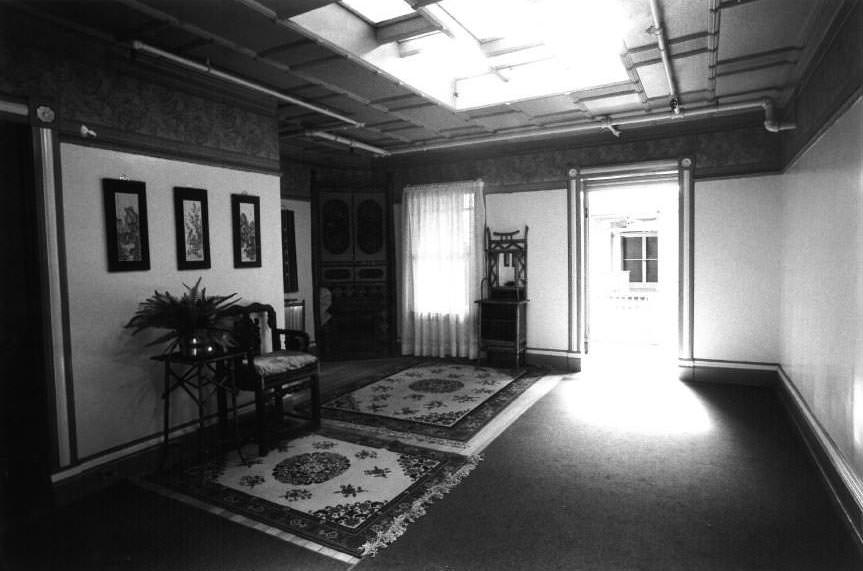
xmin=320 ymin=361 xmax=554 ymax=453
xmin=144 ymin=428 xmax=479 ymax=563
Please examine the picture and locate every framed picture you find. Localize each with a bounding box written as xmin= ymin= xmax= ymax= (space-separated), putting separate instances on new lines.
xmin=102 ymin=178 xmax=150 ymax=272
xmin=281 ymin=209 xmax=299 ymax=292
xmin=173 ymin=187 xmax=211 ymax=270
xmin=231 ymin=194 xmax=261 ymax=268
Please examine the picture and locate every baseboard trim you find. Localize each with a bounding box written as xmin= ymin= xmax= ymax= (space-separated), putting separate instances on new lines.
xmin=525 ymin=349 xmax=582 ymax=371
xmin=679 ymin=360 xmax=780 ymax=386
xmin=775 ymin=366 xmax=863 ymax=548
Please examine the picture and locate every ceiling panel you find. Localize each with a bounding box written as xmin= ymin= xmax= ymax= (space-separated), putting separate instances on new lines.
xmin=394 ymin=105 xmax=475 ymax=131
xmin=717 ymin=0 xmax=813 ymax=60
xmin=266 ymin=41 xmax=335 ymax=66
xmin=192 ymin=45 xmax=310 ymax=91
xmin=673 ymin=52 xmax=710 ymax=94
xmin=511 ymin=94 xmax=579 ymax=117
xmin=299 ymin=59 xmax=413 ymax=102
xmin=715 ymin=66 xmax=791 ymax=97
xmin=582 ymin=93 xmax=644 ymax=115
xmin=142 ymin=26 xmax=202 ymax=49
xmin=257 ymin=0 xmax=342 ymax=19
xmin=308 ymin=96 xmax=402 ymax=125
xmin=439 ymin=125 xmax=491 ymax=137
xmin=533 ymin=110 xmax=590 ymax=126
xmin=622 ymin=0 xmax=705 ymax=48
xmin=637 ymin=62 xmax=670 ymax=99
xmin=140 ymin=0 xmax=293 ymax=53
xmin=378 ymin=125 xmax=443 ymax=142
xmin=34 ymin=1 xmax=152 ymax=38
xmin=469 ymin=112 xmax=533 ymax=131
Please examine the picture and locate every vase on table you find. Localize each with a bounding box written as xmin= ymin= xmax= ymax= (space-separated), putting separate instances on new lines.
xmin=179 ymin=330 xmax=220 ymax=358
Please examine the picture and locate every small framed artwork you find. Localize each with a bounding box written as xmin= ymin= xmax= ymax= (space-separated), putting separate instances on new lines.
xmin=231 ymin=194 xmax=261 ymax=268
xmin=102 ymin=178 xmax=150 ymax=272
xmin=173 ymin=187 xmax=211 ymax=270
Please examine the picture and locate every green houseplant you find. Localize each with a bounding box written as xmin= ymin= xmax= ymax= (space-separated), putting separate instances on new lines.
xmin=125 ymin=278 xmax=240 ymax=357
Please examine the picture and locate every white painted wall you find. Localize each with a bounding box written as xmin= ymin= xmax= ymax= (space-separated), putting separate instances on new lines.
xmin=694 ymin=175 xmax=783 ymax=363
xmin=778 ymin=97 xmax=863 ymax=479
xmin=61 ymin=144 xmax=283 ymax=460
xmin=281 ymin=199 xmax=314 ymax=339
xmin=486 ymin=190 xmax=569 ymax=351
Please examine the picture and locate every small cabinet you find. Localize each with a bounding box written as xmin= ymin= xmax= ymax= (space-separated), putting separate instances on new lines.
xmin=477 ymin=226 xmax=528 ymax=367
xmin=478 ymin=299 xmax=528 ymax=367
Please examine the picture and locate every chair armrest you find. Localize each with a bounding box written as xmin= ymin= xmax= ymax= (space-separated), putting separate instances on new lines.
xmin=275 ymin=328 xmax=310 ymax=351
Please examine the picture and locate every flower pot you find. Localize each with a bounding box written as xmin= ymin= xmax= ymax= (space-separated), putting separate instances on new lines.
xmin=179 ymin=331 xmax=219 ymax=358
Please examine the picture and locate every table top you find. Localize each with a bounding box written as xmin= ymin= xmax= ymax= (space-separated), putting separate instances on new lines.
xmin=151 ymin=348 xmax=246 ymax=364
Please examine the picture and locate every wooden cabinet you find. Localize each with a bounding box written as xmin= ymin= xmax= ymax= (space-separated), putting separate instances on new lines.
xmin=478 ymin=299 xmax=528 ymax=367
xmin=314 ymin=187 xmax=392 ymax=359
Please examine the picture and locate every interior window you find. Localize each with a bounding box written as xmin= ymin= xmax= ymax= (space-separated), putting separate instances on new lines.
xmin=621 ymin=233 xmax=658 ymax=284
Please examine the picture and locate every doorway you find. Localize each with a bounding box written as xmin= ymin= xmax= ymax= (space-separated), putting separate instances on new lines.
xmin=0 ymin=118 xmax=54 ymax=528
xmin=584 ymin=180 xmax=679 ymax=371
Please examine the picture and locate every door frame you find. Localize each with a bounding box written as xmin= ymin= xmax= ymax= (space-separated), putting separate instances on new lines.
xmin=1 ymin=97 xmax=71 ymax=471
xmin=568 ymin=158 xmax=694 ymax=363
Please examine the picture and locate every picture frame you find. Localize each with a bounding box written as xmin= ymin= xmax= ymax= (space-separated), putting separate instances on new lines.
xmin=103 ymin=178 xmax=150 ymax=272
xmin=281 ymin=209 xmax=299 ymax=293
xmin=173 ymin=187 xmax=211 ymax=270
xmin=231 ymin=194 xmax=261 ymax=268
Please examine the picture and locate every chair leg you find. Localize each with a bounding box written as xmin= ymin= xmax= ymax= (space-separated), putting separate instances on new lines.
xmin=254 ymin=386 xmax=267 ymax=457
xmin=310 ymin=372 xmax=321 ymax=429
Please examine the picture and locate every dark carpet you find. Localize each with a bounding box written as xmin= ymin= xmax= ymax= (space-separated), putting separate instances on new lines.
xmin=2 ymin=362 xmax=861 ymax=570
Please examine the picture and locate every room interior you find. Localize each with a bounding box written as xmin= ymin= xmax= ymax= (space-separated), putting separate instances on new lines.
xmin=0 ymin=0 xmax=861 ymax=568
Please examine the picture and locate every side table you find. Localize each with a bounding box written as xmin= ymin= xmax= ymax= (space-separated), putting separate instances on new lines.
xmin=152 ymin=349 xmax=246 ymax=468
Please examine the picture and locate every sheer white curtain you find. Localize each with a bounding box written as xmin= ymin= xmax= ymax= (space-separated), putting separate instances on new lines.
xmin=400 ymin=180 xmax=485 ymax=359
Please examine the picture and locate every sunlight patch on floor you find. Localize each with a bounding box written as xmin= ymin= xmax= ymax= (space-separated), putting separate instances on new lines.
xmin=563 ymin=350 xmax=713 ymax=435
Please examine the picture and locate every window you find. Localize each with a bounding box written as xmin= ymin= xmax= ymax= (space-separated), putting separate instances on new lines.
xmin=409 ymin=190 xmax=476 ymax=315
xmin=621 ymin=233 xmax=658 ymax=284
xmin=401 ymin=180 xmax=485 ymax=359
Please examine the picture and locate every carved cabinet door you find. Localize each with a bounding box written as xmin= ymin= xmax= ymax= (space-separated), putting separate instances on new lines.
xmin=319 ymin=192 xmax=353 ymax=263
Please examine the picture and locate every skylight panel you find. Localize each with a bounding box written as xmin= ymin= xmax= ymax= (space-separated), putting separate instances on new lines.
xmin=440 ymin=0 xmax=536 ymax=44
xmin=341 ymin=0 xmax=414 ymax=24
xmin=294 ymin=0 xmax=632 ymax=110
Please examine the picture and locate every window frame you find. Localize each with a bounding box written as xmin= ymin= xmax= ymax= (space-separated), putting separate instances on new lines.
xmin=620 ymin=231 xmax=658 ymax=288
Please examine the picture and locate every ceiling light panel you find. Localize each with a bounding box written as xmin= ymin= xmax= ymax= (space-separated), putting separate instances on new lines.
xmin=341 ymin=0 xmax=414 ymax=24
xmin=294 ymin=0 xmax=632 ymax=110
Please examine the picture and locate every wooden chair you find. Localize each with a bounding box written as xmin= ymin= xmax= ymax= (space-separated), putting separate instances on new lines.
xmin=223 ymin=302 xmax=320 ymax=456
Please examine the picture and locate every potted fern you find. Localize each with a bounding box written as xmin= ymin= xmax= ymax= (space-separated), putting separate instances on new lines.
xmin=125 ymin=278 xmax=240 ymax=357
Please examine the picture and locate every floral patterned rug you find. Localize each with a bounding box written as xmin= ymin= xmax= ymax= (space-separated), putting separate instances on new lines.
xmin=321 ymin=361 xmax=547 ymax=449
xmin=146 ymin=428 xmax=479 ymax=561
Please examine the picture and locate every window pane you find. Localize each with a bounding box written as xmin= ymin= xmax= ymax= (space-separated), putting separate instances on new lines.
xmin=646 ymin=260 xmax=658 ymax=282
xmin=646 ymin=236 xmax=658 ymax=259
xmin=623 ymin=260 xmax=642 ymax=282
xmin=622 ymin=236 xmax=642 ymax=260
